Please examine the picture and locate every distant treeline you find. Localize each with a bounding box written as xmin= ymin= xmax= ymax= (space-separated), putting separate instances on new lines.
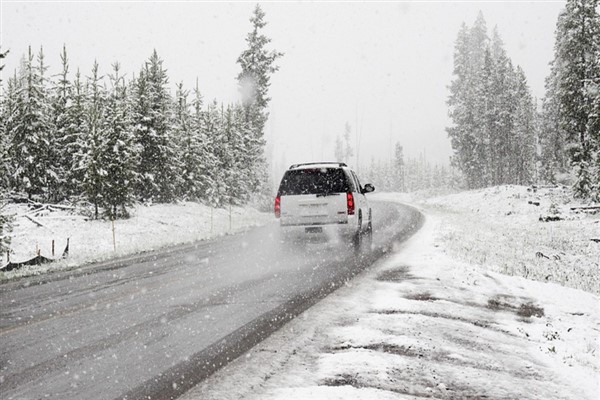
xmin=363 ymin=145 xmax=462 ymax=193
xmin=447 ymin=3 xmax=600 ymax=200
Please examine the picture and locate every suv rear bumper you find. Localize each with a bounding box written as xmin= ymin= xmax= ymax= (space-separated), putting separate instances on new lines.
xmin=279 ymin=220 xmax=348 ymax=227
xmin=278 ymin=220 xmax=358 ymax=243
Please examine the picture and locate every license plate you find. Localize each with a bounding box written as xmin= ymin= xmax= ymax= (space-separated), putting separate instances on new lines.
xmin=305 ymin=227 xmax=323 ymax=234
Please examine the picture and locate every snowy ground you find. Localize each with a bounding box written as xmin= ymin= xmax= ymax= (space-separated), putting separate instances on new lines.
xmin=2 ymin=188 xmax=598 ymax=398
xmin=381 ymin=185 xmax=600 ymax=295
xmin=1 ymin=201 xmax=271 ymax=280
xmin=182 ymin=189 xmax=599 ymax=400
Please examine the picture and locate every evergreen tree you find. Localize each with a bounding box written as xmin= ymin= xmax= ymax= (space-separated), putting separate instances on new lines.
xmin=0 ymin=48 xmax=10 ymax=191
xmin=132 ymin=50 xmax=177 ymax=202
xmin=49 ymin=45 xmax=74 ymax=200
xmin=173 ymin=82 xmax=193 ymax=199
xmin=102 ymin=62 xmax=137 ymax=218
xmin=237 ymin=4 xmax=283 ymax=127
xmin=10 ymin=46 xmax=54 ymax=199
xmin=189 ymin=81 xmax=216 ymax=202
xmin=174 ymin=81 xmax=216 ymax=201
xmin=204 ymin=101 xmax=228 ymax=206
xmin=539 ymin=67 xmax=568 ymax=183
xmin=548 ymin=0 xmax=600 ymax=198
xmin=512 ymin=67 xmax=537 ymax=185
xmin=68 ymin=69 xmax=88 ymax=197
xmin=236 ymin=4 xmax=283 ymax=199
xmin=1 ymin=73 xmax=18 ymax=193
xmin=447 ymin=23 xmax=480 ymax=188
xmin=78 ymin=61 xmax=107 ymax=219
xmin=447 ymin=14 xmax=538 ymax=189
xmin=234 ymin=102 xmax=262 ymax=203
xmin=0 ymin=47 xmax=12 ymax=254
xmin=489 ymin=30 xmax=516 ymax=185
xmin=221 ymin=105 xmax=246 ymax=203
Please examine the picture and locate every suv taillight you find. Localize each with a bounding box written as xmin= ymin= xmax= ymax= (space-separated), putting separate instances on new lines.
xmin=347 ymin=192 xmax=355 ymax=215
xmin=274 ymin=196 xmax=281 ymax=218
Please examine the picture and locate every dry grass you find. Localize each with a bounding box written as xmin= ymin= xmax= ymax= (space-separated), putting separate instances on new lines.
xmin=421 ymin=186 xmax=600 ymax=295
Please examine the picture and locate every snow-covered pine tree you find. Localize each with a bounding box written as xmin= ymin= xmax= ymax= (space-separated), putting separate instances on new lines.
xmin=49 ymin=45 xmax=74 ymax=201
xmin=1 ymin=73 xmax=18 ymax=193
xmin=102 ymin=62 xmax=137 ymax=218
xmin=549 ymin=0 xmax=600 ymax=198
xmin=590 ymin=80 xmax=600 ymax=200
xmin=173 ymin=82 xmax=192 ymax=200
xmin=174 ymin=81 xmax=209 ymax=201
xmin=489 ymin=29 xmax=515 ymax=185
xmin=448 ymin=14 xmax=540 ymax=189
xmin=132 ymin=50 xmax=177 ymax=202
xmin=0 ymin=48 xmax=9 ymax=189
xmin=447 ymin=23 xmax=480 ymax=189
xmin=36 ymin=48 xmax=60 ymax=200
xmin=189 ymin=81 xmax=216 ymax=202
xmin=539 ymin=66 xmax=568 ymax=184
xmin=470 ymin=14 xmax=491 ymax=188
xmin=512 ymin=67 xmax=537 ymax=185
xmin=223 ymin=105 xmax=244 ymax=203
xmin=11 ymin=46 xmax=54 ymax=200
xmin=588 ymin=7 xmax=600 ymax=200
xmin=0 ymin=47 xmax=12 ymax=254
xmin=204 ymin=100 xmax=228 ymax=207
xmin=235 ymin=103 xmax=261 ymax=203
xmin=475 ymin=47 xmax=495 ymax=187
xmin=79 ymin=61 xmax=107 ymax=219
xmin=68 ymin=69 xmax=88 ymax=198
xmin=237 ymin=4 xmax=283 ymax=129
xmin=236 ymin=4 xmax=283 ymax=200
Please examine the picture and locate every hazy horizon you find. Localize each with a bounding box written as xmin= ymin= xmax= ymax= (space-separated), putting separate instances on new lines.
xmin=1 ymin=1 xmax=565 ymax=181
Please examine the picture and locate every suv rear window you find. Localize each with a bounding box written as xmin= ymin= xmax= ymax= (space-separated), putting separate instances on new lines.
xmin=278 ymin=168 xmax=349 ymax=196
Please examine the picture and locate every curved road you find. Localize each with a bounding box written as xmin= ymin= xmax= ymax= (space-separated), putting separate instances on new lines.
xmin=0 ymin=201 xmax=422 ymax=400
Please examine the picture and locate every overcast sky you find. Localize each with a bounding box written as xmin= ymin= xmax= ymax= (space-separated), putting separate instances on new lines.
xmin=1 ymin=1 xmax=565 ymax=180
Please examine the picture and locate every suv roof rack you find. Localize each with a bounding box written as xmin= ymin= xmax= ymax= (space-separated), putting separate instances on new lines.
xmin=289 ymin=162 xmax=347 ymax=169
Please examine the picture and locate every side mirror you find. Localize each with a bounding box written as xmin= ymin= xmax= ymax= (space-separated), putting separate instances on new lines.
xmin=363 ymin=183 xmax=375 ymax=193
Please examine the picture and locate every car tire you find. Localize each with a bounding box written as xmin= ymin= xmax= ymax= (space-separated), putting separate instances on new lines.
xmin=364 ymin=221 xmax=373 ymax=250
xmin=351 ymin=214 xmax=363 ymax=251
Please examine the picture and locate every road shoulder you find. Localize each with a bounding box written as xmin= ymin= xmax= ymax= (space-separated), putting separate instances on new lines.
xmin=182 ymin=211 xmax=599 ymax=400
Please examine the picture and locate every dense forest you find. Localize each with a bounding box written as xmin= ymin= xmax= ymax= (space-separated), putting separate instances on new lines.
xmin=447 ymin=2 xmax=599 ymax=199
xmin=339 ymin=1 xmax=599 ymax=199
xmin=0 ymin=5 xmax=281 ymax=221
xmin=1 ymin=2 xmax=599 ymax=253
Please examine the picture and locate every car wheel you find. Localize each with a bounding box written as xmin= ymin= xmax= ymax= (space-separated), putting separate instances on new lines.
xmin=351 ymin=214 xmax=362 ymax=251
xmin=364 ymin=221 xmax=373 ymax=250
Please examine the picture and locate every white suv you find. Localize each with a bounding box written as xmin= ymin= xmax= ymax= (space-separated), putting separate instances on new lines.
xmin=274 ymin=162 xmax=375 ymax=248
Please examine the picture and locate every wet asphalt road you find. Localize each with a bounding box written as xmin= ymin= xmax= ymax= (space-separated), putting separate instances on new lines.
xmin=0 ymin=201 xmax=422 ymax=400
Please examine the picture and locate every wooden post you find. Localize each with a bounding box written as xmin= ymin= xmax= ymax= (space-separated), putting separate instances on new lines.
xmin=229 ymin=201 xmax=232 ymax=232
xmin=52 ymin=240 xmax=55 ymax=257
xmin=112 ymin=218 xmax=116 ymax=252
xmin=6 ymin=250 xmax=9 ymax=263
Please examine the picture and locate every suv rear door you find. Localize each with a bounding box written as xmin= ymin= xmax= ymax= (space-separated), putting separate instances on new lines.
xmin=278 ymin=168 xmax=349 ymax=226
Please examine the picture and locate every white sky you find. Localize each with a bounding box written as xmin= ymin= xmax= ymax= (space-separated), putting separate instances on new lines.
xmin=1 ymin=1 xmax=565 ymax=180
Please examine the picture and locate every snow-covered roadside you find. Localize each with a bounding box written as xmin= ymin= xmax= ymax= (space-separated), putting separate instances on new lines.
xmin=181 ymin=200 xmax=599 ymax=400
xmin=377 ymin=186 xmax=600 ymax=295
xmin=1 ymin=202 xmax=272 ymax=280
